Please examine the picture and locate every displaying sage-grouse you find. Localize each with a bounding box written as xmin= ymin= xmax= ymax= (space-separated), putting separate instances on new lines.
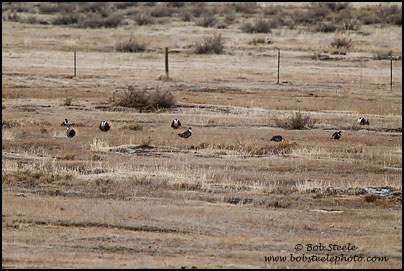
xmin=331 ymin=131 xmax=342 ymax=140
xmin=99 ymin=121 xmax=111 ymax=132
xmin=357 ymin=117 xmax=370 ymax=125
xmin=171 ymin=119 xmax=182 ymax=129
xmin=66 ymin=127 xmax=77 ymax=138
xmin=61 ymin=119 xmax=70 ymax=126
xmin=270 ymin=135 xmax=285 ymax=142
xmin=178 ymin=127 xmax=192 ymax=138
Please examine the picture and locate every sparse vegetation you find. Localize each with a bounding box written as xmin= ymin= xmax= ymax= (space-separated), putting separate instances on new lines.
xmin=115 ymin=36 xmax=147 ymax=52
xmin=274 ymin=112 xmax=316 ymax=130
xmin=240 ymin=17 xmax=272 ymax=33
xmin=112 ymin=86 xmax=176 ymax=112
xmin=330 ymin=36 xmax=353 ymax=55
xmin=194 ymin=33 xmax=224 ymax=54
xmin=2 ymin=2 xmax=402 ymax=269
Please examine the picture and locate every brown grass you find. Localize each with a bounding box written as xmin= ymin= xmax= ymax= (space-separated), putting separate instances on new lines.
xmin=2 ymin=2 xmax=402 ymax=269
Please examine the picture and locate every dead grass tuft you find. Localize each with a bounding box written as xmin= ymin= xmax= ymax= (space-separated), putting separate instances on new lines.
xmin=274 ymin=111 xmax=316 ymax=130
xmin=111 ymin=86 xmax=176 ymax=112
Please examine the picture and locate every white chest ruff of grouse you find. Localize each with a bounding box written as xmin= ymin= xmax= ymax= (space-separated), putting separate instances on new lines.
xmin=99 ymin=121 xmax=111 ymax=132
xmin=171 ymin=119 xmax=182 ymax=129
xmin=178 ymin=127 xmax=192 ymax=138
xmin=357 ymin=117 xmax=369 ymax=125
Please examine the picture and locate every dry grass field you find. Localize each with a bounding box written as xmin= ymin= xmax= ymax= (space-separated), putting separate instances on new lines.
xmin=2 ymin=2 xmax=402 ymax=269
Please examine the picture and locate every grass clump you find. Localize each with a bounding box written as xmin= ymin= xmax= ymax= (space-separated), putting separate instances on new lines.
xmin=275 ymin=112 xmax=316 ymax=130
xmin=115 ymin=36 xmax=147 ymax=52
xmin=330 ymin=36 xmax=353 ymax=55
xmin=194 ymin=33 xmax=224 ymax=54
xmin=112 ymin=86 xmax=176 ymax=112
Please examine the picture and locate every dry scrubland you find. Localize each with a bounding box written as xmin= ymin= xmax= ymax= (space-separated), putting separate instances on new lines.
xmin=2 ymin=2 xmax=402 ymax=269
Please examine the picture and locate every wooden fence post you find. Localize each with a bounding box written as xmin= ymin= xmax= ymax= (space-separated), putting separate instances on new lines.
xmin=74 ymin=49 xmax=76 ymax=77
xmin=390 ymin=55 xmax=393 ymax=91
xmin=277 ymin=49 xmax=280 ymax=84
xmin=165 ymin=47 xmax=169 ymax=78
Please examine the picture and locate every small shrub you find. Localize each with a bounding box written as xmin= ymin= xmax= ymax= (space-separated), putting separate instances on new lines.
xmin=240 ymin=21 xmax=255 ymax=33
xmin=240 ymin=18 xmax=272 ymax=33
xmin=330 ymin=36 xmax=353 ymax=55
xmin=128 ymin=122 xmax=143 ymax=131
xmin=234 ymin=2 xmax=258 ymax=14
xmin=52 ymin=14 xmax=79 ymax=25
xmin=115 ymin=37 xmax=147 ymax=53
xmin=190 ymin=2 xmax=206 ymax=17
xmin=196 ymin=13 xmax=216 ymax=27
xmin=150 ymin=5 xmax=174 ymax=17
xmin=275 ymin=112 xmax=316 ymax=130
xmin=25 ymin=16 xmax=39 ymax=24
xmin=249 ymin=38 xmax=266 ymax=45
xmin=112 ymin=86 xmax=176 ymax=112
xmin=224 ymin=11 xmax=236 ymax=24
xmin=313 ymin=22 xmax=338 ymax=33
xmin=38 ymin=2 xmax=61 ymax=14
xmin=181 ymin=11 xmax=192 ymax=22
xmin=254 ymin=17 xmax=272 ymax=33
xmin=194 ymin=33 xmax=224 ymax=54
xmin=78 ymin=12 xmax=122 ymax=28
xmin=134 ymin=13 xmax=155 ymax=25
xmin=64 ymin=97 xmax=73 ymax=106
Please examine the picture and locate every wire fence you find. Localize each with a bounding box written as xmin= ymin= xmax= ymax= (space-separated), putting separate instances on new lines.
xmin=8 ymin=48 xmax=401 ymax=93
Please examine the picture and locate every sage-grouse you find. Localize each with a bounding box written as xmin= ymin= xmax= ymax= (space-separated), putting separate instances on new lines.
xmin=66 ymin=127 xmax=77 ymax=138
xmin=270 ymin=135 xmax=284 ymax=142
xmin=331 ymin=131 xmax=342 ymax=140
xmin=99 ymin=121 xmax=111 ymax=132
xmin=171 ymin=119 xmax=182 ymax=129
xmin=178 ymin=127 xmax=192 ymax=138
xmin=61 ymin=119 xmax=70 ymax=126
xmin=357 ymin=117 xmax=369 ymax=125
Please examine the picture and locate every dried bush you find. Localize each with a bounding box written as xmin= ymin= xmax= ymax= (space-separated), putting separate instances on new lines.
xmin=38 ymin=2 xmax=62 ymax=14
xmin=115 ymin=37 xmax=147 ymax=53
xmin=63 ymin=97 xmax=73 ymax=106
xmin=240 ymin=18 xmax=272 ymax=33
xmin=134 ymin=13 xmax=155 ymax=25
xmin=196 ymin=13 xmax=217 ymax=27
xmin=275 ymin=112 xmax=316 ymax=130
xmin=234 ymin=2 xmax=258 ymax=14
xmin=52 ymin=14 xmax=79 ymax=25
xmin=224 ymin=11 xmax=236 ymax=24
xmin=240 ymin=21 xmax=255 ymax=33
xmin=190 ymin=2 xmax=206 ymax=17
xmin=112 ymin=86 xmax=176 ymax=112
xmin=330 ymin=36 xmax=353 ymax=55
xmin=181 ymin=11 xmax=192 ymax=22
xmin=194 ymin=34 xmax=224 ymax=54
xmin=254 ymin=17 xmax=272 ymax=33
xmin=313 ymin=22 xmax=338 ymax=33
xmin=79 ymin=13 xmax=122 ymax=28
xmin=356 ymin=4 xmax=402 ymax=25
xmin=150 ymin=5 xmax=174 ymax=17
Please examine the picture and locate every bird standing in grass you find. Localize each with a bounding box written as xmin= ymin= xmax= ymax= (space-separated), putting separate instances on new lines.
xmin=270 ymin=135 xmax=285 ymax=142
xmin=66 ymin=127 xmax=77 ymax=138
xmin=99 ymin=121 xmax=111 ymax=132
xmin=357 ymin=117 xmax=370 ymax=125
xmin=61 ymin=119 xmax=70 ymax=126
xmin=171 ymin=119 xmax=182 ymax=129
xmin=331 ymin=131 xmax=342 ymax=140
xmin=178 ymin=127 xmax=192 ymax=138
